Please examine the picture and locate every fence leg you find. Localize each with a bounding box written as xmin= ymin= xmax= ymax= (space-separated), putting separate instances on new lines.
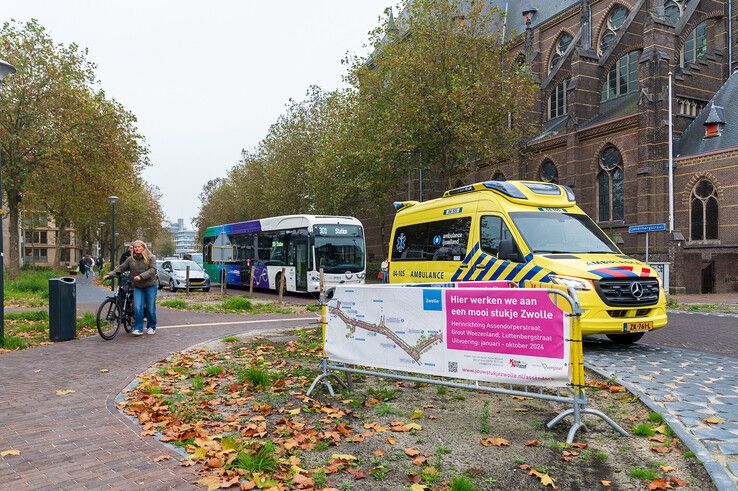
xmin=306 ymin=359 xmax=349 ymax=397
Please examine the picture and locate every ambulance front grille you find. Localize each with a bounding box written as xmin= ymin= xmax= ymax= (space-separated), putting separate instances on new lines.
xmin=595 ymin=278 xmax=660 ymax=307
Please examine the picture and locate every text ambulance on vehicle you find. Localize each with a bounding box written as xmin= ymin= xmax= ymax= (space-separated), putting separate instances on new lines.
xmin=383 ymin=180 xmax=667 ymax=344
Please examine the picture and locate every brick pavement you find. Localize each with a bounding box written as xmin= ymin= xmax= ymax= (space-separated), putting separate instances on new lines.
xmin=585 ymin=340 xmax=738 ymax=491
xmin=0 ymin=308 xmax=319 ymax=490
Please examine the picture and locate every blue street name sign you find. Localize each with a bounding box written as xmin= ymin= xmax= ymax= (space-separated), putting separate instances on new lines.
xmin=628 ymin=223 xmax=667 ymax=233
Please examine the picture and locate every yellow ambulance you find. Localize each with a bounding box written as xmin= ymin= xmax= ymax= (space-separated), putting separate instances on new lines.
xmin=385 ymin=180 xmax=667 ymax=344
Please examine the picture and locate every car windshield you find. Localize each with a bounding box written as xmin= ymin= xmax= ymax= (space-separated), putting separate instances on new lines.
xmin=509 ymin=212 xmax=620 ymax=254
xmin=171 ymin=261 xmax=202 ymax=271
xmin=314 ymin=236 xmax=365 ymax=273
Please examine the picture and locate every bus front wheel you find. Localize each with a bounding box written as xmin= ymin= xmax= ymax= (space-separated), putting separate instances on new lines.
xmin=606 ymin=332 xmax=644 ymax=344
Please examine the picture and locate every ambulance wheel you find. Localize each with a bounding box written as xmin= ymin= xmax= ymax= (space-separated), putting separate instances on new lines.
xmin=606 ymin=332 xmax=644 ymax=344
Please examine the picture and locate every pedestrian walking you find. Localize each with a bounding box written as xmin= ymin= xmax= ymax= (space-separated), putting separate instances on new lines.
xmin=78 ymin=257 xmax=86 ymax=277
xmin=96 ymin=256 xmax=104 ymax=272
xmin=84 ymin=255 xmax=94 ymax=277
xmin=106 ymin=240 xmax=158 ymax=336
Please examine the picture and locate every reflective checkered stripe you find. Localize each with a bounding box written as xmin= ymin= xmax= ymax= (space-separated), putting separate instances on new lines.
xmin=450 ymin=244 xmax=553 ymax=284
xmin=587 ymin=265 xmax=654 ymax=279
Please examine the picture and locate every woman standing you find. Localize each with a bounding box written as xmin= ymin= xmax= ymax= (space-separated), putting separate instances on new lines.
xmin=106 ymin=240 xmax=158 ymax=335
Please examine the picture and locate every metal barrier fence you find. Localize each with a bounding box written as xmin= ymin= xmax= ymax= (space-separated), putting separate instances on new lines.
xmin=308 ymin=282 xmax=627 ymax=443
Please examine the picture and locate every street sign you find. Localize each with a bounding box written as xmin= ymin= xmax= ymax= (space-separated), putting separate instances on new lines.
xmin=628 ymin=223 xmax=667 ymax=233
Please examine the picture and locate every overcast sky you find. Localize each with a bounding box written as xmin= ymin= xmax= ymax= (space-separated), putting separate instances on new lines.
xmin=4 ymin=0 xmax=391 ymax=229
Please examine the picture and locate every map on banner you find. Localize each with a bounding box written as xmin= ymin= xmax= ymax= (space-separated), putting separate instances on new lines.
xmin=325 ymin=285 xmax=571 ymax=388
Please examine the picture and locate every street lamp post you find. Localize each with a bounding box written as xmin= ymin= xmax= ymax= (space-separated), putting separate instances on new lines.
xmin=109 ymin=196 xmax=118 ymax=291
xmin=0 ymin=59 xmax=17 ymax=347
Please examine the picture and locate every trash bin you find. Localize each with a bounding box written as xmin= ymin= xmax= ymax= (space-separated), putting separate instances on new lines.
xmin=49 ymin=277 xmax=77 ymax=341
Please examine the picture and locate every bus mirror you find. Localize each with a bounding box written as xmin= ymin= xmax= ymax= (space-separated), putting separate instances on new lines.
xmin=498 ymin=239 xmax=520 ymax=262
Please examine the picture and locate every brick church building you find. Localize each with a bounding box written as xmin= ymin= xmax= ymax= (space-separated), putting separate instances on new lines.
xmin=367 ymin=0 xmax=738 ymax=293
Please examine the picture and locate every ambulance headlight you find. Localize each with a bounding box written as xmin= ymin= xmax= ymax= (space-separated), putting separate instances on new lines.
xmin=550 ymin=275 xmax=593 ymax=291
xmin=656 ymin=276 xmax=663 ymax=289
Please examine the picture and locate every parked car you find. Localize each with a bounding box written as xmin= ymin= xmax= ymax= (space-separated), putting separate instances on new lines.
xmin=158 ymin=259 xmax=210 ymax=292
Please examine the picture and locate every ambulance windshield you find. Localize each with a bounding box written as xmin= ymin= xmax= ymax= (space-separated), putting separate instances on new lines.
xmin=510 ymin=212 xmax=619 ymax=254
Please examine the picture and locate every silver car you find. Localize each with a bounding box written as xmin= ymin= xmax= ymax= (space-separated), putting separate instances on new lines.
xmin=158 ymin=260 xmax=210 ymax=292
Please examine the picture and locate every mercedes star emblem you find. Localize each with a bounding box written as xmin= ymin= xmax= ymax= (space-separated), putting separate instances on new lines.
xmin=630 ymin=282 xmax=644 ymax=299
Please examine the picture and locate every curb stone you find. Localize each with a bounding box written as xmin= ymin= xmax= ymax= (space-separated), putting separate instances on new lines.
xmin=586 ymin=363 xmax=734 ymax=491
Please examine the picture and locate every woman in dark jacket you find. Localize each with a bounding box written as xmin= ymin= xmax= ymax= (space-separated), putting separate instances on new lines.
xmin=107 ymin=240 xmax=158 ymax=335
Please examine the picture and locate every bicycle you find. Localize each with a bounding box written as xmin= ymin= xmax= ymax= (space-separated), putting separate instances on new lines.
xmin=96 ymin=272 xmax=134 ymax=340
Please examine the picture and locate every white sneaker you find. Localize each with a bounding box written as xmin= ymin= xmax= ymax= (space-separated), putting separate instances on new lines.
xmin=146 ymin=328 xmax=156 ymax=335
xmin=131 ymin=329 xmax=143 ymax=336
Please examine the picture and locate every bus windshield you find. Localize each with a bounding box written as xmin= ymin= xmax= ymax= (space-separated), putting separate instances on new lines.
xmin=314 ymin=225 xmax=365 ymax=273
xmin=509 ymin=212 xmax=620 ymax=254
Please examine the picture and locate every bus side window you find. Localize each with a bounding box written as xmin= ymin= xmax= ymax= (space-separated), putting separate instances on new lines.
xmin=480 ymin=216 xmax=517 ymax=257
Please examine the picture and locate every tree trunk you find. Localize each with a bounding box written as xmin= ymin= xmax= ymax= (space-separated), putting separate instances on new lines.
xmin=53 ymin=216 xmax=69 ymax=268
xmin=7 ymin=195 xmax=21 ymax=278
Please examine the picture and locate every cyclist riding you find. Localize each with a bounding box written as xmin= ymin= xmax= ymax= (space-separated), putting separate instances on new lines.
xmin=105 ymin=239 xmax=158 ymax=335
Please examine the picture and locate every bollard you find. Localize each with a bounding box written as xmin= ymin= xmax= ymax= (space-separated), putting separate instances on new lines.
xmin=319 ymin=267 xmax=324 ymax=297
xmin=279 ymin=267 xmax=286 ymax=303
xmin=249 ymin=264 xmax=254 ymax=297
xmin=185 ymin=266 xmax=190 ymax=296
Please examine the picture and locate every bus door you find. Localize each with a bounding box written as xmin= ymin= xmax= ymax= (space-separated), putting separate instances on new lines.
xmin=293 ymin=234 xmax=309 ymax=291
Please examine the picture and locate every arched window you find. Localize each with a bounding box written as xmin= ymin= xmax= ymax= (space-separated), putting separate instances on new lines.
xmin=549 ymin=32 xmax=573 ymax=72
xmin=664 ymin=0 xmax=687 ymax=24
xmin=539 ymin=160 xmax=559 ymax=183
xmin=690 ymin=179 xmax=718 ymax=240
xmin=600 ymin=51 xmax=638 ymax=102
xmin=597 ymin=146 xmax=624 ymax=221
xmin=492 ymin=170 xmax=506 ymax=181
xmin=548 ymin=80 xmax=568 ymax=119
xmin=681 ymin=22 xmax=707 ymax=67
xmin=599 ymin=5 xmax=629 ymax=55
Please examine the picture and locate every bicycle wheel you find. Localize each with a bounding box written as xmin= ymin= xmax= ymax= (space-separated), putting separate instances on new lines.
xmin=97 ymin=298 xmax=122 ymax=340
xmin=122 ymin=297 xmax=133 ymax=333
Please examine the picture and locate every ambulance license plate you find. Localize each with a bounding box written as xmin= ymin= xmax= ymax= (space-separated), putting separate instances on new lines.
xmin=624 ymin=321 xmax=653 ymax=332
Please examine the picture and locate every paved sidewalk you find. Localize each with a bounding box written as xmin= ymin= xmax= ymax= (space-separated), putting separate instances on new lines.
xmin=672 ymin=292 xmax=738 ymax=305
xmin=585 ymin=340 xmax=738 ymax=490
xmin=0 ymin=309 xmax=319 ymax=490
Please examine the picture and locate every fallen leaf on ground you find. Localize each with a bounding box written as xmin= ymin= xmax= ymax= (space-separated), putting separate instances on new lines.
xmin=373 ymin=449 xmax=384 ymax=457
xmin=331 ymin=454 xmax=357 ymax=462
xmin=0 ymin=450 xmax=21 ymax=457
xmin=404 ymin=448 xmax=421 ymax=457
xmin=704 ymin=416 xmax=725 ymax=425
xmin=33 ymin=369 xmax=41 ymax=373
xmin=239 ymin=481 xmax=256 ymax=490
xmin=153 ymin=455 xmax=170 ymax=462
xmin=653 ymin=424 xmax=670 ymax=434
xmin=600 ymin=480 xmax=612 ymax=487
xmin=292 ymin=473 xmax=314 ymax=488
xmin=99 ymin=368 xmax=109 ymax=373
xmin=385 ymin=437 xmax=397 ymax=445
xmin=410 ymin=409 xmax=423 ymax=420
xmin=649 ymin=435 xmax=667 ymax=443
xmin=570 ymin=442 xmax=588 ymax=449
xmin=512 ymin=395 xmax=533 ymax=400
xmin=530 ymin=469 xmax=556 ymax=488
xmin=647 ymin=478 xmax=671 ymax=490
xmin=412 ymin=456 xmax=428 ymax=466
xmin=669 ymin=476 xmax=688 ymax=487
xmin=480 ymin=437 xmax=510 ymax=447
xmin=55 ymin=389 xmax=76 ymax=396
xmin=519 ymin=464 xmax=531 ymax=470
xmin=659 ymin=465 xmax=675 ymax=473
xmin=346 ymin=468 xmax=368 ymax=480
xmin=195 ymin=476 xmax=221 ymax=491
xmin=651 ymin=446 xmax=673 ymax=454
xmin=524 ymin=439 xmax=539 ymax=446
xmin=410 ymin=484 xmax=426 ymax=491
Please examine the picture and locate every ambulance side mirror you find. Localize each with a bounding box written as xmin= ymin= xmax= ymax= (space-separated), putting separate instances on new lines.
xmin=498 ymin=239 xmax=521 ymax=262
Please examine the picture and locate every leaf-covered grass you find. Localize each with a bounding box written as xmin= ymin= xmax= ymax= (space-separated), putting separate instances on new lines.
xmin=158 ymin=295 xmax=304 ymax=315
xmin=4 ymin=268 xmax=67 ymax=307
xmin=1 ymin=312 xmax=101 ymax=353
xmin=120 ymin=328 xmax=710 ymax=490
xmin=628 ymin=467 xmax=661 ymax=480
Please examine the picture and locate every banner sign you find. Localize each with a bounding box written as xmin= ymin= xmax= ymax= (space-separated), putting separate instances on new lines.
xmin=325 ymin=285 xmax=571 ymax=388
